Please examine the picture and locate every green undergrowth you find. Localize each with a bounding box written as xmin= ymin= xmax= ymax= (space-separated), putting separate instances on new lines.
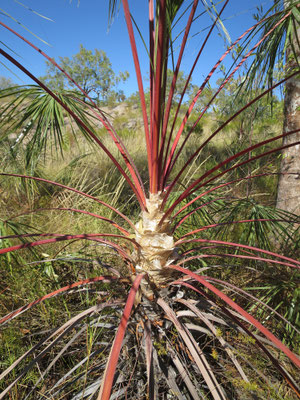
xmin=0 ymin=101 xmax=299 ymax=399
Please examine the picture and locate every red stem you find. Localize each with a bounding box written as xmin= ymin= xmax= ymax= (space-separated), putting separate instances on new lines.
xmin=72 ymin=96 xmax=145 ymax=194
xmin=162 ymin=131 xmax=300 ymax=222
xmin=173 ymin=196 xmax=226 ymax=232
xmin=97 ymin=274 xmax=144 ymax=400
xmin=5 ymin=207 xmax=130 ymax=236
xmin=163 ymin=10 xmax=292 ymax=189
xmin=172 ymin=279 xmax=300 ymax=394
xmin=175 ymin=237 xmax=300 ymax=266
xmin=0 ymin=232 xmax=138 ymax=246
xmin=172 ymin=172 xmax=297 ymax=220
xmin=204 ymin=276 xmax=300 ymax=333
xmin=177 ymin=252 xmax=298 ymax=269
xmin=149 ymin=0 xmax=155 ymax=154
xmin=168 ymin=265 xmax=300 ymax=368
xmin=162 ymin=0 xmax=229 ymax=187
xmin=150 ymin=0 xmax=166 ymax=194
xmin=184 ymin=138 xmax=300 ymax=206
xmin=158 ymin=0 xmax=199 ymax=190
xmin=0 ymin=276 xmax=116 ymax=325
xmin=0 ymin=172 xmax=135 ymax=230
xmin=0 ymin=48 xmax=146 ymax=210
xmin=0 ymin=234 xmax=135 ymax=261
xmin=121 ymin=0 xmax=152 ymax=186
xmin=0 ymin=20 xmax=146 ymax=202
xmin=163 ymin=65 xmax=298 ymax=209
xmin=180 ymin=218 xmax=299 ymax=240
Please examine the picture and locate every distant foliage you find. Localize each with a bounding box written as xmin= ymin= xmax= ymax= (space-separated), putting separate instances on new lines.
xmin=0 ymin=76 xmax=14 ymax=90
xmin=40 ymin=44 xmax=129 ymax=104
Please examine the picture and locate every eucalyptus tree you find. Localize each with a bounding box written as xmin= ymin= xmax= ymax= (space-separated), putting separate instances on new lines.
xmin=41 ymin=44 xmax=129 ymax=103
xmin=0 ymin=76 xmax=14 ymax=89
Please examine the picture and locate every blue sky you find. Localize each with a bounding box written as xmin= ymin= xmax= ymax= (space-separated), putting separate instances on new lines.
xmin=0 ymin=0 xmax=274 ymax=96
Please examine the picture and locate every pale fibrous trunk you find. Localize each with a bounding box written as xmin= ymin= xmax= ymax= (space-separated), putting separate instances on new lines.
xmin=276 ymin=73 xmax=300 ymax=215
xmin=133 ymin=193 xmax=178 ymax=298
xmin=276 ymin=1 xmax=300 ymax=215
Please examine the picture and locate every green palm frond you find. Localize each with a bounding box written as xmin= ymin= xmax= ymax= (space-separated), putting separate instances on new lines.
xmin=108 ymin=0 xmax=121 ymax=26
xmin=166 ymin=0 xmax=185 ymax=23
xmin=0 ymin=85 xmax=98 ymax=167
xmin=217 ymin=197 xmax=298 ymax=250
xmin=245 ymin=0 xmax=300 ymax=90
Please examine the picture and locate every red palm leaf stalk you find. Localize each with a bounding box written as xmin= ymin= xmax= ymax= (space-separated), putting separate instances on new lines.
xmin=162 ymin=9 xmax=293 ymax=187
xmin=121 ymin=0 xmax=152 ymax=181
xmin=160 ymin=0 xmax=229 ymax=188
xmin=0 ymin=20 xmax=146 ymax=199
xmin=149 ymin=0 xmax=155 ymax=151
xmin=118 ymin=0 xmax=182 ymax=295
xmin=158 ymin=0 xmax=200 ymax=191
xmin=0 ymin=173 xmax=135 ymax=229
xmin=5 ymin=207 xmax=130 ymax=236
xmin=173 ymin=280 xmax=300 ymax=395
xmin=168 ymin=265 xmax=300 ymax=368
xmin=150 ymin=0 xmax=167 ymax=194
xmin=0 ymin=49 xmax=147 ymax=209
xmin=0 ymin=276 xmax=116 ymax=325
xmin=97 ymin=274 xmax=144 ymax=400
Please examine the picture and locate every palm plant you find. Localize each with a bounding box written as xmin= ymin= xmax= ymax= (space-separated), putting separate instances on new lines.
xmin=0 ymin=1 xmax=300 ymax=399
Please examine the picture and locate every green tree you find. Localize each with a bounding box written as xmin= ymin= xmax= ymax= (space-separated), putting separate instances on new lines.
xmin=213 ymin=75 xmax=283 ymax=140
xmin=41 ymin=44 xmax=129 ymax=103
xmin=127 ymin=69 xmax=195 ymax=110
xmin=165 ymin=68 xmax=195 ymax=102
xmin=0 ymin=76 xmax=14 ymax=90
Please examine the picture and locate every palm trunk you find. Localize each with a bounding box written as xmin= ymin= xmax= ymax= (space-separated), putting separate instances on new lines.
xmin=276 ymin=5 xmax=300 ymax=215
xmin=134 ymin=193 xmax=178 ymax=298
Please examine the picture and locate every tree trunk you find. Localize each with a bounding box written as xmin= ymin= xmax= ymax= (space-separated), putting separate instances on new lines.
xmin=276 ymin=9 xmax=300 ymax=215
